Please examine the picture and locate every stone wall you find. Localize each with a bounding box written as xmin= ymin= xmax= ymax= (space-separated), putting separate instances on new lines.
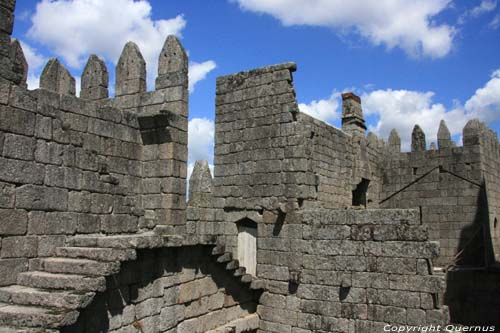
xmin=214 ymin=62 xmax=312 ymax=213
xmin=380 ymin=121 xmax=495 ymax=268
xmin=0 ymin=15 xmax=189 ymax=287
xmin=61 ymin=245 xmax=259 ymax=333
xmin=256 ymin=208 xmax=448 ymax=332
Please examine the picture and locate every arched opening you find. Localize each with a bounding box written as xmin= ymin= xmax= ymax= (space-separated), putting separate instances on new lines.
xmin=237 ymin=218 xmax=258 ymax=276
xmin=352 ymin=178 xmax=370 ymax=207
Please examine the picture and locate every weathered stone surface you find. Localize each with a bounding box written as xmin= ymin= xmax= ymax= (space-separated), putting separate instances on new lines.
xmin=115 ymin=42 xmax=146 ymax=97
xmin=158 ymin=35 xmax=188 ymax=75
xmin=156 ymin=35 xmax=188 ymax=90
xmin=80 ymin=55 xmax=108 ymax=100
xmin=189 ymin=160 xmax=213 ymax=196
xmin=0 ymin=259 xmax=27 ymax=286
xmin=39 ymin=58 xmax=76 ymax=95
xmin=9 ymin=40 xmax=27 ymax=88
xmin=411 ymin=124 xmax=426 ymax=151
xmin=388 ymin=128 xmax=400 ymax=152
xmin=0 ymin=209 xmax=27 ymax=235
xmin=437 ymin=119 xmax=451 ymax=149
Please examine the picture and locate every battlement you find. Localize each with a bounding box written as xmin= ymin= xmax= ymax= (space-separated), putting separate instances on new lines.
xmin=0 ymin=1 xmax=499 ymax=329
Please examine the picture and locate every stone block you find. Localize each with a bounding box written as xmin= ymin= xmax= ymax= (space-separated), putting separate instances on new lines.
xmin=0 ymin=208 xmax=27 ymax=235
xmin=0 ymin=258 xmax=27 ymax=286
xmin=28 ymin=211 xmax=77 ymax=235
xmin=35 ymin=115 xmax=52 ymax=140
xmin=37 ymin=235 xmax=66 ymax=257
xmin=3 ymin=133 xmax=36 ymax=160
xmin=16 ymin=185 xmax=68 ymax=211
xmin=76 ymin=213 xmax=99 ymax=233
xmin=0 ymin=105 xmax=35 ymax=136
xmin=101 ymin=214 xmax=138 ymax=234
xmin=0 ymin=181 xmax=15 ymax=208
xmin=0 ymin=157 xmax=45 ymax=184
xmin=35 ymin=140 xmax=63 ymax=165
xmin=0 ymin=236 xmax=37 ymax=258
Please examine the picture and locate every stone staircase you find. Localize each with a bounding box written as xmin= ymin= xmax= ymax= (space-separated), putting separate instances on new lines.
xmin=0 ymin=232 xmax=263 ymax=332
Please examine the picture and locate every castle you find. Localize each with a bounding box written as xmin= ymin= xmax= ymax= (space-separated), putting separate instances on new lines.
xmin=0 ymin=1 xmax=499 ymax=332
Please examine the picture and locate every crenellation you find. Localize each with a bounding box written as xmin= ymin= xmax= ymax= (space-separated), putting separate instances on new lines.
xmin=9 ymin=39 xmax=27 ymax=88
xmin=39 ymin=58 xmax=76 ymax=96
xmin=115 ymin=41 xmax=146 ymax=98
xmin=0 ymin=2 xmax=499 ymax=330
xmin=156 ymin=35 xmax=188 ymax=90
xmin=411 ymin=124 xmax=426 ymax=152
xmin=437 ymin=120 xmax=451 ymax=149
xmin=80 ymin=55 xmax=108 ymax=101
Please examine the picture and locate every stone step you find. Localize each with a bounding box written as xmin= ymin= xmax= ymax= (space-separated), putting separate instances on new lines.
xmin=249 ymin=278 xmax=264 ymax=290
xmin=56 ymin=247 xmax=136 ymax=262
xmin=0 ymin=303 xmax=78 ymax=329
xmin=18 ymin=271 xmax=106 ymax=292
xmin=68 ymin=233 xmax=163 ymax=249
xmin=40 ymin=258 xmax=120 ymax=276
xmin=240 ymin=274 xmax=253 ymax=284
xmin=233 ymin=267 xmax=246 ymax=277
xmin=216 ymin=252 xmax=232 ymax=263
xmin=211 ymin=245 xmax=225 ymax=255
xmin=206 ymin=313 xmax=260 ymax=333
xmin=0 ymin=285 xmax=94 ymax=310
xmin=226 ymin=260 xmax=239 ymax=271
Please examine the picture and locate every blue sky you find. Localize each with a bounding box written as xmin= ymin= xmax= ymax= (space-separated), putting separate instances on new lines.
xmin=10 ymin=0 xmax=500 ymax=171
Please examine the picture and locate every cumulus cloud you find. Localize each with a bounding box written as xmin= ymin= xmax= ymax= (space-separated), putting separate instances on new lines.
xmin=490 ymin=14 xmax=500 ymax=29
xmin=187 ymin=117 xmax=215 ymax=189
xmin=464 ymin=69 xmax=500 ymax=122
xmin=188 ymin=60 xmax=217 ymax=93
xmin=232 ymin=0 xmax=455 ymax=58
xmin=363 ymin=90 xmax=467 ymax=150
xmin=188 ymin=118 xmax=215 ymax=164
xmin=470 ymin=0 xmax=497 ymax=17
xmin=26 ymin=74 xmax=40 ymax=90
xmin=298 ymin=91 xmax=341 ymax=124
xmin=459 ymin=0 xmax=497 ymax=25
xmin=297 ymin=68 xmax=500 ymax=151
xmin=18 ymin=40 xmax=46 ymax=90
xmin=27 ymin=0 xmax=186 ymax=86
xmin=19 ymin=41 xmax=46 ymax=71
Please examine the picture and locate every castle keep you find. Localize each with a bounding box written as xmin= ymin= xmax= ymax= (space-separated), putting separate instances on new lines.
xmin=0 ymin=1 xmax=499 ymax=332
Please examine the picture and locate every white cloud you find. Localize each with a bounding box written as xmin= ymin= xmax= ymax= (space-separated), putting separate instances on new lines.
xmin=297 ymin=68 xmax=500 ymax=151
xmin=188 ymin=60 xmax=217 ymax=93
xmin=232 ymin=0 xmax=455 ymax=58
xmin=18 ymin=41 xmax=46 ymax=90
xmin=470 ymin=0 xmax=497 ymax=17
xmin=188 ymin=118 xmax=215 ymax=164
xmin=298 ymin=91 xmax=340 ymax=123
xmin=28 ymin=0 xmax=186 ymax=87
xmin=464 ymin=69 xmax=500 ymax=122
xmin=187 ymin=117 xmax=215 ymax=192
xmin=75 ymin=76 xmax=81 ymax=97
xmin=362 ymin=89 xmax=467 ymax=150
xmin=490 ymin=14 xmax=500 ymax=29
xmin=19 ymin=41 xmax=46 ymax=71
xmin=26 ymin=74 xmax=40 ymax=90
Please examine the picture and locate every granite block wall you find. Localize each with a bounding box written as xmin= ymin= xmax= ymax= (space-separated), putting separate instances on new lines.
xmin=60 ymin=246 xmax=259 ymax=333
xmin=0 ymin=13 xmax=189 ymax=287
xmin=255 ymin=208 xmax=448 ymax=333
xmin=379 ymin=121 xmax=498 ymax=268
